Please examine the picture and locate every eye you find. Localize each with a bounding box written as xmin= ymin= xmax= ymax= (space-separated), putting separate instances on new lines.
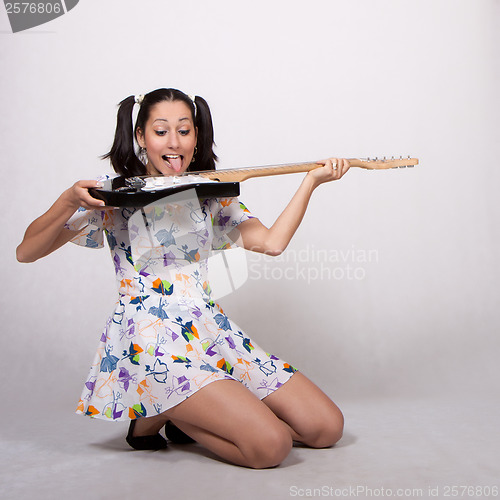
xmin=179 ymin=129 xmax=191 ymax=136
xmin=155 ymin=130 xmax=167 ymax=136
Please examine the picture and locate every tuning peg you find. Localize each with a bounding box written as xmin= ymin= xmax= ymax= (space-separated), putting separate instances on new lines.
xmin=366 ymin=157 xmax=377 ymax=170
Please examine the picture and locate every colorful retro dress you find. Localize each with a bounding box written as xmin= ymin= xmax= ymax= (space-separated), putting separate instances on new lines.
xmin=67 ymin=186 xmax=297 ymax=421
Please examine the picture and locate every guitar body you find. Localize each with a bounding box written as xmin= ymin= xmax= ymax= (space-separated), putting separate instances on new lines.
xmin=89 ymin=176 xmax=240 ymax=208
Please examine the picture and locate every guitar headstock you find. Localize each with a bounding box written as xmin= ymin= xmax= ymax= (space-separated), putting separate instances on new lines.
xmin=352 ymin=156 xmax=419 ymax=170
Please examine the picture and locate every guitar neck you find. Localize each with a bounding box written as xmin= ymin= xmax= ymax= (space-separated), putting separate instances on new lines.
xmin=193 ymin=157 xmax=418 ymax=183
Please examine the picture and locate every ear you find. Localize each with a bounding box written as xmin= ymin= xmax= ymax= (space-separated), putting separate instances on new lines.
xmin=136 ymin=128 xmax=145 ymax=148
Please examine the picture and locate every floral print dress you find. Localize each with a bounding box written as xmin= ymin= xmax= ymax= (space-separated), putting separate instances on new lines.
xmin=67 ymin=187 xmax=297 ymax=421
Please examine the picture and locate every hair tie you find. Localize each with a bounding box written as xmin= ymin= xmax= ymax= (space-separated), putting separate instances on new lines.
xmin=188 ymin=94 xmax=197 ymax=115
xmin=134 ymin=94 xmax=145 ymax=105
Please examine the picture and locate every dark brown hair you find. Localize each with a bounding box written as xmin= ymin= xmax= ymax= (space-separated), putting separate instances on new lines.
xmin=103 ymin=88 xmax=217 ymax=176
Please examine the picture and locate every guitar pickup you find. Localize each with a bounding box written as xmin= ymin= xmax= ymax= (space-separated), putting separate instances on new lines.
xmin=125 ymin=177 xmax=147 ymax=191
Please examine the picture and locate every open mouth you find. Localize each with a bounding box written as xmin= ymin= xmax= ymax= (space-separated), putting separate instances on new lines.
xmin=162 ymin=154 xmax=184 ymax=172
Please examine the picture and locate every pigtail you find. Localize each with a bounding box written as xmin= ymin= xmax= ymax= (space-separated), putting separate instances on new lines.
xmin=189 ymin=95 xmax=218 ymax=172
xmin=104 ymin=89 xmax=217 ymax=176
xmin=102 ymin=96 xmax=147 ymax=177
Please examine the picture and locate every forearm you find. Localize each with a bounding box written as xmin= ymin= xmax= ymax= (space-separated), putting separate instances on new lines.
xmin=17 ymin=179 xmax=106 ymax=263
xmin=237 ymin=158 xmax=350 ymax=255
xmin=240 ymin=175 xmax=317 ymax=256
xmin=264 ymin=175 xmax=317 ymax=254
xmin=16 ymin=191 xmax=80 ymax=263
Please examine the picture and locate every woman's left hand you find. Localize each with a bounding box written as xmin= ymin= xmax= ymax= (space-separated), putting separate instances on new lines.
xmin=307 ymin=158 xmax=350 ymax=187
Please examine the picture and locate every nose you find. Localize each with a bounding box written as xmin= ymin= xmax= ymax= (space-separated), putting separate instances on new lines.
xmin=166 ymin=131 xmax=180 ymax=149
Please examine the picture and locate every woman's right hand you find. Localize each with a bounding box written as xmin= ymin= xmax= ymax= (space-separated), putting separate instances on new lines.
xmin=63 ymin=179 xmax=107 ymax=210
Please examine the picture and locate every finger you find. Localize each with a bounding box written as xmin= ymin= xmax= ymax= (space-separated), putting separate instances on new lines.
xmin=341 ymin=158 xmax=350 ymax=177
xmin=324 ymin=158 xmax=337 ymax=179
xmin=76 ymin=180 xmax=107 ymax=207
xmin=335 ymin=159 xmax=345 ymax=179
xmin=329 ymin=158 xmax=339 ymax=180
xmin=83 ymin=204 xmax=116 ymax=211
xmin=81 ymin=190 xmax=105 ymax=208
xmin=76 ymin=179 xmax=104 ymax=189
xmin=330 ymin=158 xmax=338 ymax=173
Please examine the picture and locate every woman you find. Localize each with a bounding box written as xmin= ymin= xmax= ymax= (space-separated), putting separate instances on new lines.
xmin=17 ymin=88 xmax=349 ymax=468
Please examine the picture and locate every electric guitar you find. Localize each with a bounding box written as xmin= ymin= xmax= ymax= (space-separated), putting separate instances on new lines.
xmin=90 ymin=156 xmax=418 ymax=207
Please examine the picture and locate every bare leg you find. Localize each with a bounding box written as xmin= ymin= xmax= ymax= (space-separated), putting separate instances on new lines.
xmin=133 ymin=379 xmax=293 ymax=469
xmin=262 ymin=372 xmax=344 ymax=448
xmin=131 ymin=372 xmax=342 ymax=464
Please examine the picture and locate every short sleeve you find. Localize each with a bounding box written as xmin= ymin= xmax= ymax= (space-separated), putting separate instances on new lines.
xmin=210 ymin=197 xmax=255 ymax=250
xmin=64 ymin=207 xmax=105 ymax=249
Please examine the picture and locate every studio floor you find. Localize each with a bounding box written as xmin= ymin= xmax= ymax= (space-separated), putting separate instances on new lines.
xmin=1 ymin=393 xmax=498 ymax=500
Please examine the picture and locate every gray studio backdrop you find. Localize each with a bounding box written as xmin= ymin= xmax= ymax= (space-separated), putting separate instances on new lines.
xmin=1 ymin=0 xmax=499 ymax=421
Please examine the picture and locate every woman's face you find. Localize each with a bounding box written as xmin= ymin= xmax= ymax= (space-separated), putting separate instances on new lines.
xmin=136 ymin=100 xmax=197 ymax=176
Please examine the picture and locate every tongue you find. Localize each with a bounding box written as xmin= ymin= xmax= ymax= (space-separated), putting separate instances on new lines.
xmin=167 ymin=156 xmax=183 ymax=172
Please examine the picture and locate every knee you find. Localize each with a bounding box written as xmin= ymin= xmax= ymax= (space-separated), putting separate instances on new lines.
xmin=302 ymin=408 xmax=344 ymax=449
xmin=243 ymin=425 xmax=293 ymax=469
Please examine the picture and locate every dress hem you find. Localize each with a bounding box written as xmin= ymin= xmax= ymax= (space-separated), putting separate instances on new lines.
xmin=76 ymin=368 xmax=299 ymax=422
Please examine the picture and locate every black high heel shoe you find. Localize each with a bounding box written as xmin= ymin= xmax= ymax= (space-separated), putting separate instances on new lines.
xmin=164 ymin=420 xmax=196 ymax=444
xmin=126 ymin=419 xmax=168 ymax=450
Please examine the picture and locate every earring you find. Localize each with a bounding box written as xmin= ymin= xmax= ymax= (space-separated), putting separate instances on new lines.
xmin=139 ymin=147 xmax=148 ymax=165
xmin=191 ymin=146 xmax=198 ymax=164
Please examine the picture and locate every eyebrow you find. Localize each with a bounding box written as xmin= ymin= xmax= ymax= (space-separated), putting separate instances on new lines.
xmin=153 ymin=117 xmax=190 ymax=123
